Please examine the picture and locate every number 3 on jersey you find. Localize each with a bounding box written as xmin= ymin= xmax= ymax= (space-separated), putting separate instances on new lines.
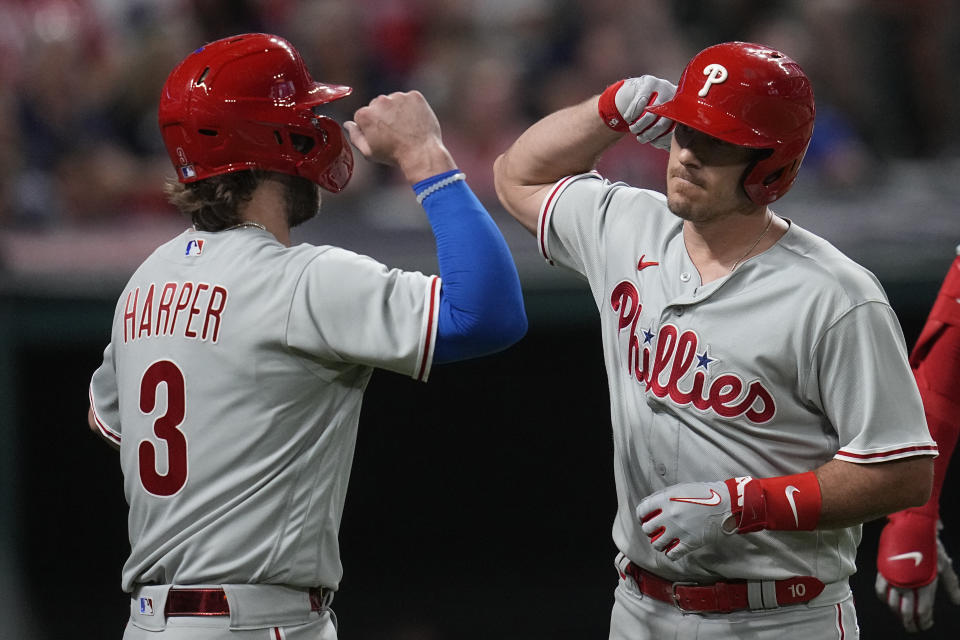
xmin=139 ymin=360 xmax=188 ymax=496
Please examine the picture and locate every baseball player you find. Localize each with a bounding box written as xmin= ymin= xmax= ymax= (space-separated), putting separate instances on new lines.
xmin=875 ymin=245 xmax=960 ymax=633
xmin=493 ymin=41 xmax=937 ymax=639
xmin=86 ymin=33 xmax=526 ymax=639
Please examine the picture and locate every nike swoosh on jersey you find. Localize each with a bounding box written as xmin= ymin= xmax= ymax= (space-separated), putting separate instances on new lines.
xmin=637 ymin=254 xmax=660 ymax=271
xmin=887 ymin=551 xmax=924 ymax=567
xmin=785 ymin=485 xmax=800 ymax=527
xmin=670 ymin=489 xmax=722 ymax=506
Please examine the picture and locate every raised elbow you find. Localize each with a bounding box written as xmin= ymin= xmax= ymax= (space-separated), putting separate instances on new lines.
xmin=493 ymin=153 xmax=540 ymax=235
xmin=432 ymin=294 xmax=527 ymax=364
xmin=492 ymin=154 xmax=512 ymax=211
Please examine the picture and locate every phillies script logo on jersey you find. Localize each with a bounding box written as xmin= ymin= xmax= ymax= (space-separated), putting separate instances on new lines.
xmin=611 ymin=281 xmax=775 ymax=423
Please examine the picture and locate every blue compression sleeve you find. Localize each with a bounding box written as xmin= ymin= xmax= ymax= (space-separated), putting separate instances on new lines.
xmin=413 ymin=170 xmax=527 ymax=364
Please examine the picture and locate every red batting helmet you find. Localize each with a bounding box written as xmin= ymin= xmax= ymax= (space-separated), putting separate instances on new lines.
xmin=159 ymin=33 xmax=354 ymax=192
xmin=646 ymin=41 xmax=815 ymax=205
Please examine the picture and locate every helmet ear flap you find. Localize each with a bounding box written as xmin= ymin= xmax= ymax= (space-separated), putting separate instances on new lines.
xmin=743 ymin=142 xmax=811 ymax=205
xmin=739 ymin=149 xmax=778 ymax=205
xmin=296 ymin=115 xmax=353 ymax=192
xmin=762 ymin=167 xmax=785 ymax=187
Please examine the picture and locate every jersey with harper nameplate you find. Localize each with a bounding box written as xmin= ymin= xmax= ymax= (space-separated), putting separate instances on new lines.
xmin=537 ymin=173 xmax=936 ymax=588
xmin=88 ymin=226 xmax=440 ymax=593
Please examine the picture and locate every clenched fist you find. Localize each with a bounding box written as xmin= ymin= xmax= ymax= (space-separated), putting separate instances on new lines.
xmin=344 ymin=91 xmax=455 ymax=184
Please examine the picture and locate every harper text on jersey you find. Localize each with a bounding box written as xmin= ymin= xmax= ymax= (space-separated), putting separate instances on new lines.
xmin=123 ymin=281 xmax=228 ymax=343
xmin=611 ymin=280 xmax=776 ymax=423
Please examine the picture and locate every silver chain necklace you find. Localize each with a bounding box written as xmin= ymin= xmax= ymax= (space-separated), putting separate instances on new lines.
xmin=731 ymin=212 xmax=774 ymax=271
xmin=222 ymin=221 xmax=267 ymax=232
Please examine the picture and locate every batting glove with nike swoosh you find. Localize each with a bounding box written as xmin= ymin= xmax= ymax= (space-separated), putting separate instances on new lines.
xmin=876 ymin=513 xmax=960 ymax=633
xmin=636 ymin=480 xmax=738 ymax=560
xmin=637 ymin=472 xmax=822 ymax=561
xmin=598 ymin=75 xmax=676 ymax=150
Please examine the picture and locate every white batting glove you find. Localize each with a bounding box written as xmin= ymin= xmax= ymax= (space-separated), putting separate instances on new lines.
xmin=875 ymin=515 xmax=960 ymax=632
xmin=598 ymin=75 xmax=677 ymax=150
xmin=636 ymin=480 xmax=737 ymax=561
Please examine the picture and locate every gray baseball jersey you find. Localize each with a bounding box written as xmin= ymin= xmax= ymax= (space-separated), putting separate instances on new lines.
xmin=89 ymin=226 xmax=440 ymax=593
xmin=538 ymin=173 xmax=936 ymax=587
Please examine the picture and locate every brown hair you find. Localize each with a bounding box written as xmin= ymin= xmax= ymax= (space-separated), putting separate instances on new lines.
xmin=163 ymin=170 xmax=269 ymax=231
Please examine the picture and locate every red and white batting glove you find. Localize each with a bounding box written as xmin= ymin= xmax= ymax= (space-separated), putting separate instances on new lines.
xmin=636 ymin=480 xmax=736 ymax=560
xmin=598 ymin=76 xmax=676 ymax=150
xmin=875 ymin=514 xmax=960 ymax=633
xmin=637 ymin=473 xmax=822 ymax=561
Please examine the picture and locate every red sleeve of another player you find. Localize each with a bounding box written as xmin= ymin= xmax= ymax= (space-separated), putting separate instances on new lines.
xmin=909 ymin=255 xmax=960 ymax=515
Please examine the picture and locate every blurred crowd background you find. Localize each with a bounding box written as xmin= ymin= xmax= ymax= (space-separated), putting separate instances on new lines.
xmin=0 ymin=0 xmax=958 ymax=284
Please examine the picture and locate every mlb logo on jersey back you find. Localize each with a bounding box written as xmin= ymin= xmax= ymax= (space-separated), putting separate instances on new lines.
xmin=139 ymin=597 xmax=154 ymax=616
xmin=185 ymin=239 xmax=205 ymax=256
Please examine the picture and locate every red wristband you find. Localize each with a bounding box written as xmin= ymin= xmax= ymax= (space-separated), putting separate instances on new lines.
xmin=726 ymin=472 xmax=822 ymax=533
xmin=598 ymin=80 xmax=629 ymax=131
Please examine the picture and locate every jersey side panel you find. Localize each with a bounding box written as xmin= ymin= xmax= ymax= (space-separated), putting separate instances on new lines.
xmin=90 ymin=341 xmax=122 ymax=445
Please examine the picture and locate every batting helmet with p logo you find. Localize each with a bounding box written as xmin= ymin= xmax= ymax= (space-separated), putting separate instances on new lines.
xmin=646 ymin=42 xmax=815 ymax=205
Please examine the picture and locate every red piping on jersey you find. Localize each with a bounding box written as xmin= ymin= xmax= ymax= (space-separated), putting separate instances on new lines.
xmin=539 ymin=176 xmax=577 ymax=264
xmin=88 ymin=386 xmax=121 ymax=444
xmin=417 ymin=276 xmax=440 ymax=381
xmin=836 ymin=444 xmax=938 ymax=461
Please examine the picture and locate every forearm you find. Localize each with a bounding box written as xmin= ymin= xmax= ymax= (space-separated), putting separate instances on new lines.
xmin=815 ymin=457 xmax=934 ymax=528
xmin=498 ymin=95 xmax=621 ymax=185
xmin=415 ymin=172 xmax=527 ymax=363
xmin=345 ymin=89 xmax=527 ymax=360
xmin=396 ymin=141 xmax=457 ymax=185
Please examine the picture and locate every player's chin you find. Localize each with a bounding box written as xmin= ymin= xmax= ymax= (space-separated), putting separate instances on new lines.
xmin=666 ymin=191 xmax=700 ymax=222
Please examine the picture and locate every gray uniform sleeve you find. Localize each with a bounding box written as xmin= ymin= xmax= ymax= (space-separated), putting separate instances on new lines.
xmin=285 ymin=247 xmax=440 ymax=381
xmin=810 ymin=301 xmax=937 ymax=462
xmin=89 ymin=341 xmax=122 ymax=445
xmin=536 ymin=173 xmax=606 ymax=276
xmin=538 ymin=172 xmax=670 ymax=283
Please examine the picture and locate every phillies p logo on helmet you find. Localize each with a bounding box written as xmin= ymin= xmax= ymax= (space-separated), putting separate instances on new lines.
xmin=698 ymin=63 xmax=728 ymax=97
